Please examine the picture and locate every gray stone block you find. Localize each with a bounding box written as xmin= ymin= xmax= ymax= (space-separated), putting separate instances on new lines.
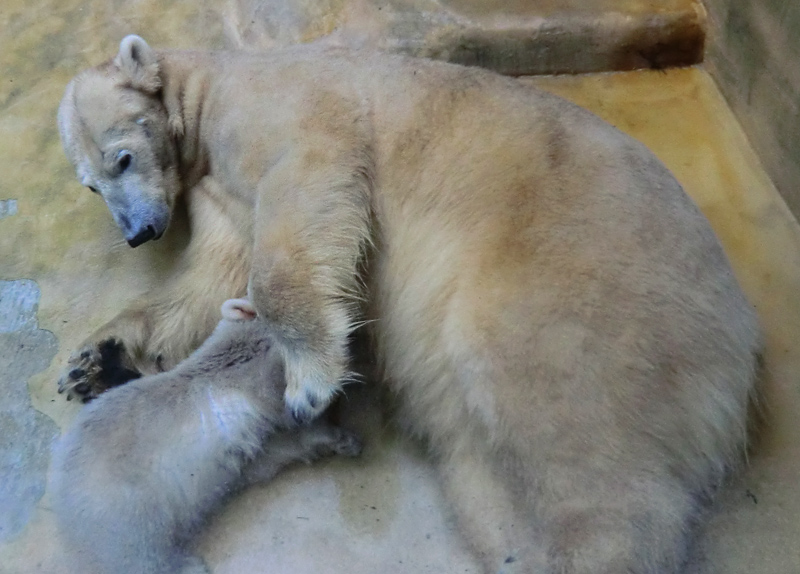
xmin=223 ymin=0 xmax=706 ymax=74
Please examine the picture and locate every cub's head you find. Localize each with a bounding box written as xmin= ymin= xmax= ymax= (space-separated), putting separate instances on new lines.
xmin=220 ymin=298 xmax=259 ymax=324
xmin=206 ymin=298 xmax=285 ymax=390
xmin=216 ymin=298 xmax=274 ymax=355
xmin=58 ymin=35 xmax=179 ymax=247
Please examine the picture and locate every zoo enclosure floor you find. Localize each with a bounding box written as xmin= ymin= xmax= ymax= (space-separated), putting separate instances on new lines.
xmin=1 ymin=2 xmax=799 ymax=573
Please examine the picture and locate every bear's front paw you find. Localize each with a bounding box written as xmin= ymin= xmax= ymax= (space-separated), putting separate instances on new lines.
xmin=57 ymin=339 xmax=141 ymax=402
xmin=283 ymin=355 xmax=343 ymax=423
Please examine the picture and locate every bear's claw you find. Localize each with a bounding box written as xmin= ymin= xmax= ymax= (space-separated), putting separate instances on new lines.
xmin=284 ymin=384 xmax=339 ymax=424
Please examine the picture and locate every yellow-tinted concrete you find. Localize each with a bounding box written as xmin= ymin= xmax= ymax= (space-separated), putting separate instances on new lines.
xmin=1 ymin=3 xmax=799 ymax=571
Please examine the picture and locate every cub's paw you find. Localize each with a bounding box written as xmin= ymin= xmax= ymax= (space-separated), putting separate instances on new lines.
xmin=300 ymin=425 xmax=363 ymax=459
xmin=57 ymin=339 xmax=141 ymax=402
xmin=330 ymin=428 xmax=363 ymax=458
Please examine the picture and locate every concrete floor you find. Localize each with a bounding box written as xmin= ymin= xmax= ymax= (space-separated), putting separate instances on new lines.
xmin=2 ymin=2 xmax=800 ymax=574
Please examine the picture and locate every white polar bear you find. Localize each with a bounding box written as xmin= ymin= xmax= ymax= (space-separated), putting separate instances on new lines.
xmin=56 ymin=36 xmax=762 ymax=573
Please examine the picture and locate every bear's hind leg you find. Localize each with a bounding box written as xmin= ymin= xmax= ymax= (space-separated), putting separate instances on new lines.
xmin=436 ymin=435 xmax=698 ymax=574
xmin=535 ymin=463 xmax=699 ymax=574
xmin=435 ymin=445 xmax=548 ymax=574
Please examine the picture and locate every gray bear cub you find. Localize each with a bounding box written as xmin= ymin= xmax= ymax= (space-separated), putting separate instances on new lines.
xmin=50 ymin=298 xmax=362 ymax=574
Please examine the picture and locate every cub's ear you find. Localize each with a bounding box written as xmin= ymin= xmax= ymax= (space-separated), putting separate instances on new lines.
xmin=221 ymin=299 xmax=258 ymax=322
xmin=114 ymin=35 xmax=161 ymax=93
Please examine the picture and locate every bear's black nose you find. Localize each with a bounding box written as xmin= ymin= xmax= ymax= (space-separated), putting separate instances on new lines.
xmin=127 ymin=225 xmax=156 ymax=248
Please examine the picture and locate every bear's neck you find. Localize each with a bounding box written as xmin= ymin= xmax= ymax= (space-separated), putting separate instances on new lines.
xmin=157 ymin=50 xmax=215 ymax=191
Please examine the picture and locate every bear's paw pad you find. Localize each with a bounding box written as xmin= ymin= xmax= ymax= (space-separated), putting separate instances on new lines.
xmin=57 ymin=338 xmax=141 ymax=402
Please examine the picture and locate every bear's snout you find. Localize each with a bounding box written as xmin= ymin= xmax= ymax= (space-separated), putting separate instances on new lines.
xmin=110 ymin=196 xmax=169 ymax=247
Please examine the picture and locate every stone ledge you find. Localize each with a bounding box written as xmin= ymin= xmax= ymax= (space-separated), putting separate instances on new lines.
xmin=223 ymin=0 xmax=707 ymax=75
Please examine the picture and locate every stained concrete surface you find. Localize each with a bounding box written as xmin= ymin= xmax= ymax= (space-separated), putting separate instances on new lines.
xmin=1 ymin=2 xmax=800 ymax=573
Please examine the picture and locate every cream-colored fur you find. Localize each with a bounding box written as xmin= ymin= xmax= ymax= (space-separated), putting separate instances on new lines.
xmin=57 ymin=36 xmax=762 ymax=573
xmin=50 ymin=298 xmax=362 ymax=574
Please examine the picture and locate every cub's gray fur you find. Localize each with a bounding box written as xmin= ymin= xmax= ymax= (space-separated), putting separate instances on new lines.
xmin=50 ymin=298 xmax=362 ymax=574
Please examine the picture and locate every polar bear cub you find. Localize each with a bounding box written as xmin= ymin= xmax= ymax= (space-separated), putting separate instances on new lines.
xmin=50 ymin=298 xmax=362 ymax=574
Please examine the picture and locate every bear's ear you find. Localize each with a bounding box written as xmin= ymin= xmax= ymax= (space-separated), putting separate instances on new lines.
xmin=114 ymin=35 xmax=161 ymax=94
xmin=221 ymin=299 xmax=258 ymax=322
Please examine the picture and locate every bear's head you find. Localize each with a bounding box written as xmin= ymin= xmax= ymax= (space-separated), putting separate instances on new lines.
xmin=58 ymin=35 xmax=179 ymax=248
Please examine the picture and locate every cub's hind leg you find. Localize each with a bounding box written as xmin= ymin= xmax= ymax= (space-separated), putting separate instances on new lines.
xmin=78 ymin=521 xmax=212 ymax=574
xmin=163 ymin=550 xmax=211 ymax=574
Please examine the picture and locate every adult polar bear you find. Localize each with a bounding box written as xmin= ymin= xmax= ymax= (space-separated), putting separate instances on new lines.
xmin=57 ymin=35 xmax=761 ymax=573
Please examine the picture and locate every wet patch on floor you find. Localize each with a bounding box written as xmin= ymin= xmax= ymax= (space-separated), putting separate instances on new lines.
xmin=0 ymin=199 xmax=17 ymax=220
xmin=0 ymin=279 xmax=59 ymax=542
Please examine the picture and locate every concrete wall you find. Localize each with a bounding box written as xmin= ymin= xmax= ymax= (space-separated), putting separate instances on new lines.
xmin=703 ymin=0 xmax=800 ymax=217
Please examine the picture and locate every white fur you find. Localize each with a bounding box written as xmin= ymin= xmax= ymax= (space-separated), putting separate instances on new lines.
xmin=55 ymin=38 xmax=762 ymax=573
